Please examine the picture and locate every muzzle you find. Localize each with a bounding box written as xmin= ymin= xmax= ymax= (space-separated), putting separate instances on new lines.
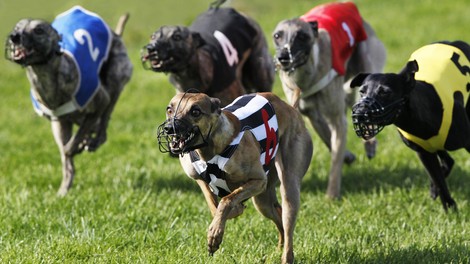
xmin=156 ymin=117 xmax=209 ymax=155
xmin=351 ymin=97 xmax=405 ymax=140
xmin=140 ymin=44 xmax=157 ymax=70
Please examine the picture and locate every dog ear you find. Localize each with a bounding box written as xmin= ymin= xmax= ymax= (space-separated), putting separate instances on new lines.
xmin=309 ymin=21 xmax=319 ymax=38
xmin=191 ymin=32 xmax=205 ymax=48
xmin=350 ymin=73 xmax=370 ymax=88
xmin=402 ymin=60 xmax=418 ymax=87
xmin=210 ymin=97 xmax=221 ymax=114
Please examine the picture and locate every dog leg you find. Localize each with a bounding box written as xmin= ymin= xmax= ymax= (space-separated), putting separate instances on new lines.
xmin=64 ymin=114 xmax=101 ymax=156
xmin=86 ymin=90 xmax=112 ymax=152
xmin=429 ymin=151 xmax=455 ymax=199
xmin=51 ymin=120 xmax=75 ymax=196
xmin=304 ymin=108 xmax=356 ymax=165
xmin=417 ymin=151 xmax=457 ymax=212
xmin=274 ymin=130 xmax=312 ymax=264
xmin=252 ymin=170 xmax=284 ymax=248
xmin=207 ymin=175 xmax=266 ymax=256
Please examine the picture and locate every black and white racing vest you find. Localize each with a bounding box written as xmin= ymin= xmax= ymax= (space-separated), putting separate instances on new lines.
xmin=190 ymin=94 xmax=279 ymax=197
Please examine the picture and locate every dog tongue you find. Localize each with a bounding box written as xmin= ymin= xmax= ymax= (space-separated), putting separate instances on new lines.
xmin=13 ymin=48 xmax=26 ymax=60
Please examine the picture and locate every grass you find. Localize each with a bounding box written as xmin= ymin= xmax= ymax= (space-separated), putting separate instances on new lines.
xmin=1 ymin=0 xmax=469 ymax=263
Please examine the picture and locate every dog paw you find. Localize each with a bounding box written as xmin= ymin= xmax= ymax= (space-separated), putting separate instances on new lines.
xmin=429 ymin=182 xmax=439 ymax=200
xmin=207 ymin=221 xmax=225 ymax=255
xmin=363 ymin=138 xmax=377 ymax=159
xmin=442 ymin=198 xmax=458 ymax=213
xmin=344 ymin=151 xmax=356 ymax=165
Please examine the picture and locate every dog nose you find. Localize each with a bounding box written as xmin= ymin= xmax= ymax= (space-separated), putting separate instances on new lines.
xmin=277 ymin=49 xmax=292 ymax=64
xmin=9 ymin=32 xmax=22 ymax=44
xmin=163 ymin=122 xmax=176 ymax=135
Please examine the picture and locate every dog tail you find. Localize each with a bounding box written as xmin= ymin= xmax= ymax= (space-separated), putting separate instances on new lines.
xmin=114 ymin=13 xmax=130 ymax=37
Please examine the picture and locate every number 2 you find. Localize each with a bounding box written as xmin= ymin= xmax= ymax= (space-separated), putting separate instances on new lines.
xmin=74 ymin=29 xmax=100 ymax=61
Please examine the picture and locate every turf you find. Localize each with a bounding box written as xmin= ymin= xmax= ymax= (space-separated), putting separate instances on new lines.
xmin=0 ymin=0 xmax=469 ymax=263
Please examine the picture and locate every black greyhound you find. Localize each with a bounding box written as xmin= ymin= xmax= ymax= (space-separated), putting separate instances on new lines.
xmin=350 ymin=40 xmax=470 ymax=211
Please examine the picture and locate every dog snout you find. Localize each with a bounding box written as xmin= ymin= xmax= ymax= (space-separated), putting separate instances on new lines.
xmin=163 ymin=121 xmax=176 ymax=135
xmin=9 ymin=32 xmax=22 ymax=44
xmin=276 ymin=48 xmax=292 ymax=64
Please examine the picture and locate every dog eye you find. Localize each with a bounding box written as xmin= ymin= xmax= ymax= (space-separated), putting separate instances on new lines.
xmin=297 ymin=32 xmax=309 ymax=41
xmin=273 ymin=32 xmax=282 ymax=40
xmin=190 ymin=108 xmax=202 ymax=117
xmin=359 ymin=86 xmax=367 ymax=96
xmin=34 ymin=27 xmax=45 ymax=35
xmin=172 ymin=34 xmax=182 ymax=41
xmin=166 ymin=107 xmax=173 ymax=116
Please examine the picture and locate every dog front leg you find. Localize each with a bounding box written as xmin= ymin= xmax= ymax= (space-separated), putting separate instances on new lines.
xmin=196 ymin=179 xmax=246 ymax=219
xmin=64 ymin=114 xmax=101 ymax=156
xmin=207 ymin=178 xmax=266 ymax=255
xmin=51 ymin=120 xmax=75 ymax=196
xmin=417 ymin=151 xmax=457 ymax=212
xmin=196 ymin=179 xmax=219 ymax=216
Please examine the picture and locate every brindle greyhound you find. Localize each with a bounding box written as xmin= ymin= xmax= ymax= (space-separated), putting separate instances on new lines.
xmin=141 ymin=5 xmax=274 ymax=106
xmin=5 ymin=6 xmax=133 ymax=196
xmin=157 ymin=92 xmax=313 ymax=263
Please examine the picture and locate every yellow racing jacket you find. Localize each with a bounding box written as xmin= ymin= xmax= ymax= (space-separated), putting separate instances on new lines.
xmin=397 ymin=42 xmax=470 ymax=152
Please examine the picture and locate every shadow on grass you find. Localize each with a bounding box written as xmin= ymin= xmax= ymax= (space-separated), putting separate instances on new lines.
xmin=301 ymin=161 xmax=470 ymax=202
xmin=296 ymin=243 xmax=469 ymax=264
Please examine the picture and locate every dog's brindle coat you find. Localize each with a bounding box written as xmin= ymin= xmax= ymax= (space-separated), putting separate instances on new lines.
xmin=160 ymin=92 xmax=312 ymax=264
xmin=141 ymin=7 xmax=274 ymax=106
xmin=272 ymin=2 xmax=386 ymax=198
xmin=5 ymin=10 xmax=133 ymax=196
xmin=350 ymin=40 xmax=470 ymax=211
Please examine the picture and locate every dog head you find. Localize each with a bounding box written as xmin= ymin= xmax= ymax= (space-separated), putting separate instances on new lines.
xmin=157 ymin=92 xmax=221 ymax=155
xmin=350 ymin=60 xmax=418 ymax=140
xmin=5 ymin=19 xmax=62 ymax=66
xmin=141 ymin=25 xmax=205 ymax=73
xmin=272 ymin=19 xmax=318 ymax=72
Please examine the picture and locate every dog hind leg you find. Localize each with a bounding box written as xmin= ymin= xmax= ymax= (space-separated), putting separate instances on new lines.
xmin=417 ymin=151 xmax=457 ymax=212
xmin=275 ymin=130 xmax=313 ymax=264
xmin=252 ymin=170 xmax=284 ymax=248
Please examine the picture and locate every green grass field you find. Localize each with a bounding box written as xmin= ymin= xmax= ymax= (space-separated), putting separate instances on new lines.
xmin=1 ymin=0 xmax=469 ymax=263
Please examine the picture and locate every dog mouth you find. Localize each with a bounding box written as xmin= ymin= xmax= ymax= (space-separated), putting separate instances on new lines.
xmin=352 ymin=97 xmax=405 ymax=140
xmin=168 ymin=132 xmax=196 ymax=153
xmin=156 ymin=118 xmax=208 ymax=155
xmin=5 ymin=42 xmax=34 ymax=64
xmin=275 ymin=49 xmax=309 ymax=71
xmin=141 ymin=45 xmax=181 ymax=72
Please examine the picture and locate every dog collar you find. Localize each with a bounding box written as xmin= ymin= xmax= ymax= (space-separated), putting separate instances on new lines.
xmin=298 ymin=41 xmax=338 ymax=99
xmin=31 ymin=90 xmax=77 ymax=119
xmin=301 ymin=68 xmax=338 ymax=99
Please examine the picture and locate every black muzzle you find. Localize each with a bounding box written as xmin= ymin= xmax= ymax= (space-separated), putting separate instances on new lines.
xmin=140 ymin=44 xmax=157 ymax=70
xmin=352 ymin=97 xmax=405 ymax=140
xmin=156 ymin=117 xmax=207 ymax=155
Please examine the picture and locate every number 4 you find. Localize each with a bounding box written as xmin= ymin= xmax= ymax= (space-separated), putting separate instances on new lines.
xmin=213 ymin=30 xmax=238 ymax=66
